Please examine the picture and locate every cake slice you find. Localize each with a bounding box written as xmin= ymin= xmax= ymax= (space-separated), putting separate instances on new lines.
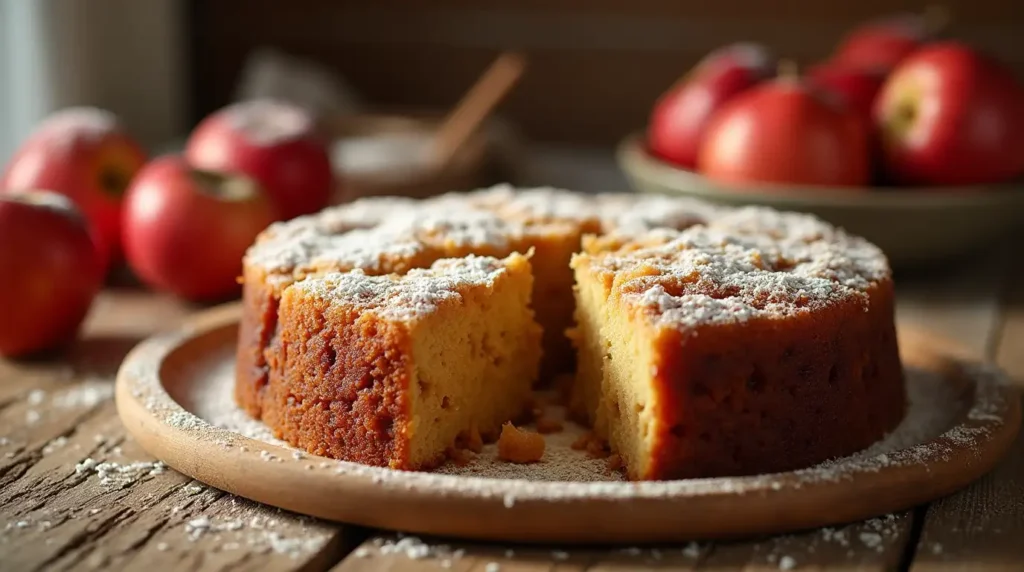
xmin=264 ymin=253 xmax=542 ymax=470
xmin=571 ymin=218 xmax=904 ymax=480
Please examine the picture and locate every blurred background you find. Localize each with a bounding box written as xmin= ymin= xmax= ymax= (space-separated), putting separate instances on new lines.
xmin=2 ymin=1 xmax=1019 ymax=186
xmin=2 ymin=0 xmax=1024 ymax=279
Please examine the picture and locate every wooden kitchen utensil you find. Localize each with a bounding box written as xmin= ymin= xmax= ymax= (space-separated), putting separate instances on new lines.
xmin=430 ymin=51 xmax=526 ymax=170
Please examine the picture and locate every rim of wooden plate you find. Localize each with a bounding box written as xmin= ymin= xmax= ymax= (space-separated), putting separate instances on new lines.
xmin=116 ymin=302 xmax=1021 ymax=544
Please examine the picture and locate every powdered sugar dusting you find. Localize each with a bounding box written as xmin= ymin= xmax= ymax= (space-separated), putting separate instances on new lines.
xmin=293 ymin=254 xmax=512 ymax=322
xmin=168 ymin=358 xmax=1010 ymax=501
xmin=602 ymin=193 xmax=719 ymax=234
xmin=585 ymin=212 xmax=889 ymax=330
xmin=246 ymin=185 xmax=889 ymax=334
xmin=173 ymin=496 xmax=332 ymax=559
xmin=74 ymin=458 xmax=167 ymax=487
xmin=459 ymin=183 xmax=599 ymax=224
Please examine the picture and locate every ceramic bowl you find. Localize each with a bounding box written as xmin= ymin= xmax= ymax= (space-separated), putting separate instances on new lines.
xmin=617 ymin=133 xmax=1024 ymax=267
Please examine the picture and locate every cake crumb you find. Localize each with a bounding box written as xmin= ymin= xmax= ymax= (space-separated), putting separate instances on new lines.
xmin=456 ymin=425 xmax=484 ymax=454
xmin=445 ymin=447 xmax=476 ymax=467
xmin=779 ymin=555 xmax=796 ymax=570
xmin=585 ymin=438 xmax=608 ymax=459
xmin=497 ymin=422 xmax=545 ymax=463
xmin=605 ymin=454 xmax=624 ymax=473
xmin=570 ymin=433 xmax=591 ymax=450
xmin=569 ymin=431 xmax=609 ymax=458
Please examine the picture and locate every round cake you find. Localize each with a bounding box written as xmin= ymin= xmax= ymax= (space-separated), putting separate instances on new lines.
xmin=235 ymin=185 xmax=905 ymax=480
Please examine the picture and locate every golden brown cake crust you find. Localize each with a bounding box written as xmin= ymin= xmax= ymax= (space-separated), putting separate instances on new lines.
xmin=234 ymin=265 xmax=286 ymax=418
xmin=235 ymin=185 xmax=906 ymax=480
xmin=265 ymin=294 xmax=414 ymax=468
xmin=236 ymin=187 xmax=604 ymax=417
xmin=646 ymin=281 xmax=902 ymax=479
xmin=263 ymin=254 xmax=541 ymax=470
xmin=572 ymin=207 xmax=904 ymax=480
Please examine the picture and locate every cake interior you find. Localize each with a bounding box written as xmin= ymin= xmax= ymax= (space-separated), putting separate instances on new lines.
xmin=567 ymin=233 xmax=905 ymax=480
xmin=247 ymin=192 xmax=904 ymax=479
xmin=571 ymin=260 xmax=660 ymax=480
xmin=405 ymin=258 xmax=541 ymax=468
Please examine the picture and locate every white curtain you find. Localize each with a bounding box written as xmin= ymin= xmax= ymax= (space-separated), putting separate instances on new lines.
xmin=0 ymin=0 xmax=188 ymax=162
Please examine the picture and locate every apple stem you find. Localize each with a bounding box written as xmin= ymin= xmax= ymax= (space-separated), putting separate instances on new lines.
xmin=923 ymin=5 xmax=950 ymax=36
xmin=777 ymin=59 xmax=799 ymax=80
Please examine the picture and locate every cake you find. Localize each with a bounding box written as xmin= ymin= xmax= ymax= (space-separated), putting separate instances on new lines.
xmin=235 ymin=189 xmax=593 ymax=417
xmin=571 ymin=209 xmax=904 ymax=479
xmin=264 ymin=253 xmax=542 ymax=470
xmin=235 ymin=185 xmax=906 ymax=479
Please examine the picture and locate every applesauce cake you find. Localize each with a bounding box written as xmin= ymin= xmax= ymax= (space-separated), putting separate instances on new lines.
xmin=268 ymin=253 xmax=541 ymax=470
xmin=571 ymin=210 xmax=903 ymax=479
xmin=236 ymin=185 xmax=905 ymax=478
xmin=237 ymin=185 xmax=613 ymax=418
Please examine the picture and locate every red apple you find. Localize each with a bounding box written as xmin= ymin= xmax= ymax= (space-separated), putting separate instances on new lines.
xmin=806 ymin=63 xmax=886 ymax=124
xmin=648 ymin=43 xmax=775 ymax=168
xmin=831 ymin=11 xmax=941 ymax=72
xmin=0 ymin=192 xmax=104 ymax=357
xmin=1 ymin=107 xmax=148 ymax=272
xmin=184 ymin=100 xmax=332 ymax=220
xmin=122 ymin=156 xmax=278 ymax=301
xmin=698 ymin=74 xmax=870 ymax=187
xmin=875 ymin=42 xmax=1024 ymax=186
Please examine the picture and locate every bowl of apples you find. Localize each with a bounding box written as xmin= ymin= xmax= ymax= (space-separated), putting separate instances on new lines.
xmin=619 ymin=13 xmax=1024 ymax=267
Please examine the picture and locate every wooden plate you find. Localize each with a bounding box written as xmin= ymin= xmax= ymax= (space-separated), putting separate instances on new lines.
xmin=115 ymin=302 xmax=1021 ymax=544
xmin=616 ymin=133 xmax=1024 ymax=268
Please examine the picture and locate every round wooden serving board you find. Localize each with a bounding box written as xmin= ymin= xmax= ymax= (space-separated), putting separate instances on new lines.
xmin=116 ymin=302 xmax=1021 ymax=544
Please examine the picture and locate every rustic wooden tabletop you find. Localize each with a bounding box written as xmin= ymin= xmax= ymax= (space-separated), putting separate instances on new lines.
xmin=1 ymin=246 xmax=1022 ymax=572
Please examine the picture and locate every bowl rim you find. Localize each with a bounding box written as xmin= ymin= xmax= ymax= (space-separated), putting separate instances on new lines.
xmin=618 ymin=132 xmax=1024 ymax=210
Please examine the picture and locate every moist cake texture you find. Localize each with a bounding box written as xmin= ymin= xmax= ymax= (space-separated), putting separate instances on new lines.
xmin=266 ymin=254 xmax=541 ymax=470
xmin=236 ymin=185 xmax=905 ymax=478
xmin=571 ymin=210 xmax=904 ymax=479
xmin=236 ymin=186 xmax=601 ymax=418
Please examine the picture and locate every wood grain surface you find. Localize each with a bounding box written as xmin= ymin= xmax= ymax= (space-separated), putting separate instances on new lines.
xmin=2 ymin=241 xmax=1023 ymax=571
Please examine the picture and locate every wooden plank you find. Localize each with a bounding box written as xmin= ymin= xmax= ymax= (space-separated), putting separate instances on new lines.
xmin=699 ymin=515 xmax=912 ymax=571
xmin=909 ymin=249 xmax=1024 ymax=571
xmin=0 ymin=288 xmax=354 ymax=571
xmin=331 ymin=534 xmax=592 ymax=571
xmin=333 ymin=515 xmax=910 ymax=571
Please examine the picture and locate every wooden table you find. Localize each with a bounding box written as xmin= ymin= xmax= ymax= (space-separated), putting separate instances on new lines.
xmin=2 ymin=250 xmax=1022 ymax=572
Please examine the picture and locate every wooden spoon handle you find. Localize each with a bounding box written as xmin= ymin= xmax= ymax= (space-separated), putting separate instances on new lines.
xmin=431 ymin=51 xmax=527 ymax=169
